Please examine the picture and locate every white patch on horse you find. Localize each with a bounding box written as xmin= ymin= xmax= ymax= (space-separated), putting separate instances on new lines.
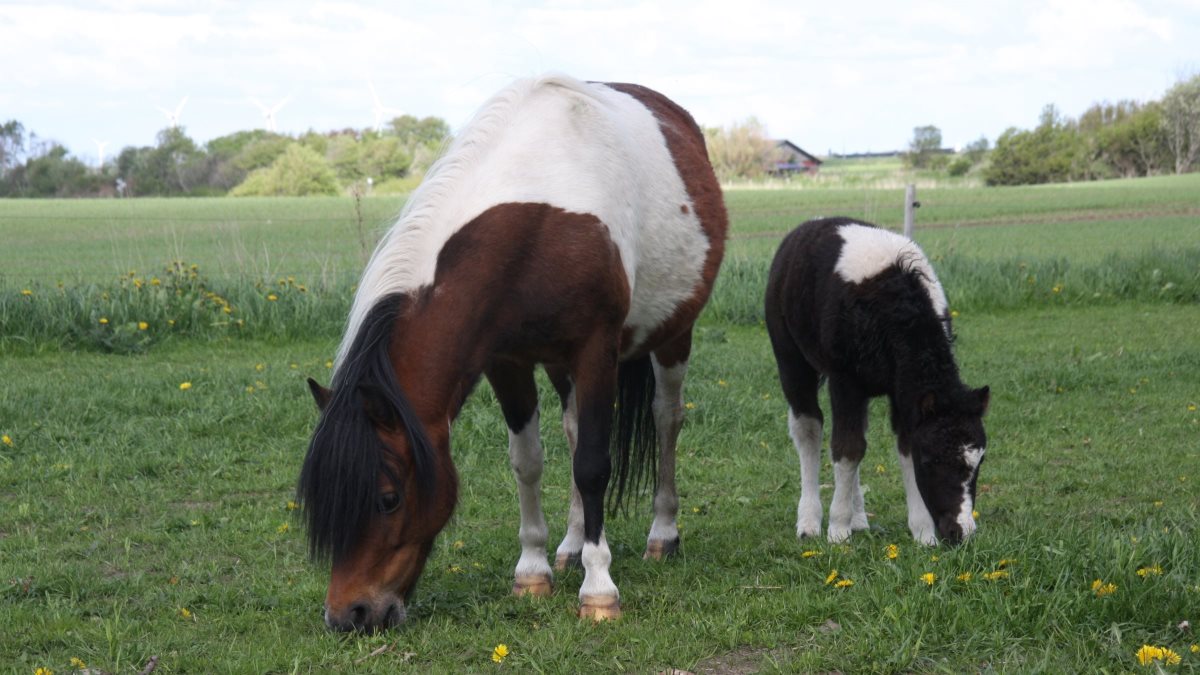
xmin=827 ymin=458 xmax=864 ymax=543
xmin=833 ymin=224 xmax=949 ymax=319
xmin=579 ymin=535 xmax=619 ymax=600
xmin=788 ymin=409 xmax=824 ymax=538
xmin=897 ymin=450 xmax=938 ymax=546
xmin=336 ymin=74 xmax=710 ymax=368
xmin=955 ymin=444 xmax=984 ymax=539
xmin=508 ymin=413 xmax=552 ymax=580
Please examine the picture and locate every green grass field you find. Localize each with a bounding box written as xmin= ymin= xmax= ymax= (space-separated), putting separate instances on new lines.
xmin=2 ymin=178 xmax=1199 ymax=673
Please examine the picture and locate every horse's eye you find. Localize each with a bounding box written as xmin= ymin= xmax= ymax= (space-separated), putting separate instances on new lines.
xmin=379 ymin=492 xmax=402 ymax=514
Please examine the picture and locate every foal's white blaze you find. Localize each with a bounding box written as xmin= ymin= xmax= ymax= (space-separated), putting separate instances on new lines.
xmin=337 ymin=75 xmax=711 ymax=368
xmin=833 ymin=224 xmax=949 ymax=319
xmin=897 ymin=450 xmax=938 ymax=546
xmin=509 ymin=413 xmax=552 ymax=580
xmin=788 ymin=409 xmax=824 ymax=538
xmin=955 ymin=445 xmax=985 ymax=538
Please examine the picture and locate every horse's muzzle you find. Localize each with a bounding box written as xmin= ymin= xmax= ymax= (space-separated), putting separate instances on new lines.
xmin=324 ymin=596 xmax=406 ymax=632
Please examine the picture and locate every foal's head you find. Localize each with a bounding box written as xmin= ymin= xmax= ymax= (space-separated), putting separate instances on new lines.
xmin=300 ymin=374 xmax=456 ymax=633
xmin=909 ymin=385 xmax=990 ymax=544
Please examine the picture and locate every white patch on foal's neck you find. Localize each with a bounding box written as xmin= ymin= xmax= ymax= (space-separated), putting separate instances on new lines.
xmin=833 ymin=224 xmax=948 ymax=317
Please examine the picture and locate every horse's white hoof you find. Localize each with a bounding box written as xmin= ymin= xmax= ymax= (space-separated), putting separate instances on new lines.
xmin=578 ymin=594 xmax=621 ymax=621
xmin=513 ymin=573 xmax=553 ymax=597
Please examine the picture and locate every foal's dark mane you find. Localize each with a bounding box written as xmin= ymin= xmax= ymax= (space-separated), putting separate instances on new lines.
xmin=297 ymin=293 xmax=438 ymax=562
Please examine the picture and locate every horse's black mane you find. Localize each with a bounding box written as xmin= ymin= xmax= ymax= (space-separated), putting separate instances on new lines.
xmin=297 ymin=293 xmax=438 ymax=563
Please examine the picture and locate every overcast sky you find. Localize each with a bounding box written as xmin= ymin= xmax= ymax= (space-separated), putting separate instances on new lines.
xmin=3 ymin=0 xmax=1198 ymax=166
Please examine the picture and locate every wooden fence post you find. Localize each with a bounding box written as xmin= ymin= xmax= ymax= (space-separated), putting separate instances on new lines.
xmin=903 ymin=184 xmax=918 ymax=239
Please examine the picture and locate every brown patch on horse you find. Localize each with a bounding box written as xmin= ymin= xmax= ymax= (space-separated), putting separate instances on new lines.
xmin=606 ymin=82 xmax=728 ymax=352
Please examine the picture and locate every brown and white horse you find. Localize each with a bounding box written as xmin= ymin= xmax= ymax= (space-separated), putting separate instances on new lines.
xmin=299 ymin=75 xmax=727 ymax=631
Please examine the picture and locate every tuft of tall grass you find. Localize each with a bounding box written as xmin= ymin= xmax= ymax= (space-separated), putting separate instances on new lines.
xmin=1 ymin=261 xmax=353 ymax=353
xmin=703 ymin=247 xmax=1200 ymax=326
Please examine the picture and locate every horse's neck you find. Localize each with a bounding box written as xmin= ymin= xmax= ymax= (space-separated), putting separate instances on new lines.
xmin=390 ymin=294 xmax=493 ymax=427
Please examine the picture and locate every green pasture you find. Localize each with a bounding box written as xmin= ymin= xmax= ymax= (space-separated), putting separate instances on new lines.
xmin=2 ymin=178 xmax=1200 ymax=672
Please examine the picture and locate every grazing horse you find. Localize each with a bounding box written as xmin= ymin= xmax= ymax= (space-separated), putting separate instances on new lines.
xmin=299 ymin=75 xmax=726 ymax=631
xmin=764 ymin=217 xmax=988 ymax=546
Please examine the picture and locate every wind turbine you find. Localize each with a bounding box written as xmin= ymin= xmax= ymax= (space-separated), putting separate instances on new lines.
xmin=157 ymin=96 xmax=188 ymax=128
xmin=368 ymin=81 xmax=403 ymax=132
xmin=93 ymin=140 xmax=109 ymax=169
xmin=251 ymin=97 xmax=290 ymax=133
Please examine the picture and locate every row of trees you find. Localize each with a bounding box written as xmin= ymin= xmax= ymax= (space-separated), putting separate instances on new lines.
xmin=0 ymin=116 xmax=450 ymax=198
xmin=984 ymin=74 xmax=1200 ymax=185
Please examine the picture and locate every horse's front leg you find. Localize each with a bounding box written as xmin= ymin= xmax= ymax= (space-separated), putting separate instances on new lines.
xmin=828 ymin=380 xmax=869 ymax=543
xmin=897 ymin=443 xmax=938 ymax=546
xmin=486 ymin=363 xmax=553 ymax=596
xmin=571 ymin=339 xmax=621 ymax=620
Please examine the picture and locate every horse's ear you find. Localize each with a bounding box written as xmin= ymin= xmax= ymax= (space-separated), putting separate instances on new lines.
xmin=358 ymin=384 xmax=400 ymax=429
xmin=307 ymin=377 xmax=332 ymax=410
xmin=975 ymin=386 xmax=991 ymax=416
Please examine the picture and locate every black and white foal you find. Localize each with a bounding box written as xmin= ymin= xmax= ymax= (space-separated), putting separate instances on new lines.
xmin=764 ymin=217 xmax=989 ymax=545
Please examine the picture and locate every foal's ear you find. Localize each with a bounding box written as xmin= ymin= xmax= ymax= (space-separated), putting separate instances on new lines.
xmin=307 ymin=377 xmax=333 ymax=411
xmin=974 ymin=386 xmax=991 ymax=416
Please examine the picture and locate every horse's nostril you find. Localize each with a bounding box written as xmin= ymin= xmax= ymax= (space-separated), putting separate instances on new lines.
xmin=349 ymin=602 xmax=369 ymax=627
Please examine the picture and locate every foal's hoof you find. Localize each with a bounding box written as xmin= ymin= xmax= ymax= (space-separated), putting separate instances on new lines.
xmin=578 ymin=595 xmax=622 ymax=621
xmin=642 ymin=537 xmax=680 ymax=561
xmin=512 ymin=574 xmax=553 ymax=597
xmin=554 ymin=552 xmax=582 ymax=571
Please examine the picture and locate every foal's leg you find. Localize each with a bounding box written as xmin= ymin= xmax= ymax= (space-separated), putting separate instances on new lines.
xmin=827 ymin=378 xmax=869 ymax=543
xmin=546 ymin=365 xmax=585 ymax=570
xmin=644 ymin=331 xmax=693 ymax=560
xmin=570 ymin=335 xmax=621 ymax=620
xmin=486 ymin=362 xmax=553 ymax=597
xmin=897 ymin=443 xmax=937 ymax=546
xmin=768 ymin=327 xmax=825 ymax=539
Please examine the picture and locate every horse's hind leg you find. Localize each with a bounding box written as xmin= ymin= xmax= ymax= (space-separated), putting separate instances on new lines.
xmin=768 ymin=323 xmax=825 ymax=539
xmin=487 ymin=361 xmax=553 ymax=597
xmin=546 ymin=365 xmax=585 ymax=571
xmin=644 ymin=331 xmax=693 ymax=560
xmin=828 ymin=378 xmax=869 ymax=543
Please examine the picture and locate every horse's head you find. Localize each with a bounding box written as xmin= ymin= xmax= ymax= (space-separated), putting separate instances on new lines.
xmin=909 ymin=385 xmax=990 ymax=544
xmin=301 ymin=377 xmax=456 ymax=632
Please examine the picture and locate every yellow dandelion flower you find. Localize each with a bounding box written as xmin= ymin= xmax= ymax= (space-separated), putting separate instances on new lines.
xmin=1153 ymin=500 xmax=1164 ymax=508
xmin=997 ymin=558 xmax=1014 ymax=568
xmin=453 ymin=540 xmax=465 ymax=549
xmin=34 ymin=668 xmax=53 ymax=675
xmin=447 ymin=565 xmax=463 ymax=574
xmin=825 ymin=569 xmax=838 ymax=585
xmin=168 ymin=319 xmax=175 ymax=326
xmin=267 ymin=293 xmax=278 ymax=301
xmin=179 ymin=382 xmax=192 ymax=391
xmin=761 ymin=393 xmax=771 ymax=400
xmin=1190 ymin=644 xmax=1199 ymax=654
xmin=21 ymin=289 xmax=33 ymax=296
xmin=921 ymin=572 xmax=936 ymax=586
xmin=1189 ymin=404 xmax=1197 ymax=412
xmin=491 ymin=643 xmax=509 ymax=663
xmin=246 ymin=385 xmax=255 ymax=394
xmin=179 ymin=607 xmax=192 ymax=619
xmin=875 ymin=464 xmax=886 ymax=474
xmin=1136 ymin=565 xmax=1163 ymax=578
xmin=801 ymin=550 xmax=822 ymax=558
xmin=834 ymin=578 xmax=854 ymax=588
xmin=70 ymin=657 xmax=87 ymax=668
xmin=1091 ymin=579 xmax=1117 ymax=597
xmin=286 ymin=500 xmax=298 ymax=511
xmin=1165 ymin=650 xmax=1181 ymax=665
xmin=277 ymin=522 xmax=289 ymax=533
xmin=222 ymin=306 xmax=232 ymax=314
xmin=685 ymin=402 xmax=696 ymax=410
xmin=151 ymin=277 xmax=161 ymax=286
xmin=956 ymin=572 xmax=973 ymax=582
xmin=325 ymin=360 xmax=333 ymax=369
xmin=138 ymin=321 xmax=149 ymax=330
xmin=930 ymin=555 xmax=939 ymax=562
xmin=2 ymin=434 xmax=11 ymax=446
xmin=972 ymin=510 xmax=980 ymax=519
xmin=950 ymin=310 xmax=960 ymax=318
xmin=885 ymin=544 xmax=899 ymax=560
xmin=255 ymin=363 xmax=265 ymax=372
xmin=99 ymin=317 xmax=109 ymax=325
xmin=717 ymin=379 xmax=728 ymax=387
xmin=983 ymin=570 xmax=1009 ymax=581
xmin=290 ymin=363 xmax=298 ymax=369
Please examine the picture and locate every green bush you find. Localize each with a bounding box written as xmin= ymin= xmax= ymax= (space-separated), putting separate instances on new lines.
xmin=231 ymin=145 xmax=340 ymax=197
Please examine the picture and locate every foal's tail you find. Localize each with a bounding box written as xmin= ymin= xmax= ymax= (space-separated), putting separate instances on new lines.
xmin=608 ymin=354 xmax=658 ymax=514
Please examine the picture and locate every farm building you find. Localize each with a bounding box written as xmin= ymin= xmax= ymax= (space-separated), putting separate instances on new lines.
xmin=770 ymin=140 xmax=823 ymax=175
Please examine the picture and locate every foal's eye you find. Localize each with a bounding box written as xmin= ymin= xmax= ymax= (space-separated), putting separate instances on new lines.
xmin=379 ymin=492 xmax=402 ymax=514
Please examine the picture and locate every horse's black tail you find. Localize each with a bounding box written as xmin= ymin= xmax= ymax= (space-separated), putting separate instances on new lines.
xmin=607 ymin=354 xmax=659 ymax=515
